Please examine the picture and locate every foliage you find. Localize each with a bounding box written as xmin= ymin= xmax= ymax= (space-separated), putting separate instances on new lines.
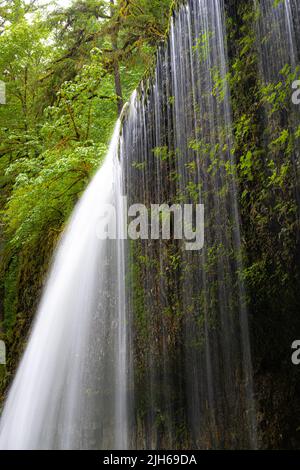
xmin=227 ymin=0 xmax=300 ymax=448
xmin=0 ymin=0 xmax=172 ymax=395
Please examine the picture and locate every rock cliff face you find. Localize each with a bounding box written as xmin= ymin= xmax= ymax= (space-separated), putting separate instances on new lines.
xmin=225 ymin=0 xmax=300 ymax=449
xmin=120 ymin=0 xmax=300 ymax=448
xmin=1 ymin=0 xmax=300 ymax=449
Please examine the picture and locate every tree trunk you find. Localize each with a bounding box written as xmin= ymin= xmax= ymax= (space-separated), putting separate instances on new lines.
xmin=110 ymin=0 xmax=124 ymax=115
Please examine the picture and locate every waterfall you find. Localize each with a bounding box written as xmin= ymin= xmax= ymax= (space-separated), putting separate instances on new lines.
xmin=257 ymin=0 xmax=300 ymax=77
xmin=257 ymin=0 xmax=300 ymax=207
xmin=122 ymin=0 xmax=256 ymax=449
xmin=0 ymin=121 xmax=129 ymax=450
xmin=0 ymin=0 xmax=261 ymax=450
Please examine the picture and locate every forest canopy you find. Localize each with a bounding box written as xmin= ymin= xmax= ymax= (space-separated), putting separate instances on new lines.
xmin=0 ymin=0 xmax=172 ymax=368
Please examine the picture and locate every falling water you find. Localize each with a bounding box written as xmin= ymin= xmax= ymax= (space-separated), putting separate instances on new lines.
xmin=257 ymin=0 xmax=300 ymax=77
xmin=257 ymin=0 xmax=300 ymax=206
xmin=0 ymin=121 xmax=129 ymax=450
xmin=122 ymin=0 xmax=256 ymax=449
xmin=0 ymin=0 xmax=261 ymax=450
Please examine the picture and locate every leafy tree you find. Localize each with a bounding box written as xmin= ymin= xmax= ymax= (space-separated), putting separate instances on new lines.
xmin=0 ymin=0 xmax=172 ymax=396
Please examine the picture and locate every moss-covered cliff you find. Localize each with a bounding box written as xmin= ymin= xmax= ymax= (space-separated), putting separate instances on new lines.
xmin=1 ymin=0 xmax=300 ymax=450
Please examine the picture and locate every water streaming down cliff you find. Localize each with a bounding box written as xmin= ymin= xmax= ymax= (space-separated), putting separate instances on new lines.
xmin=0 ymin=0 xmax=261 ymax=450
xmin=0 ymin=121 xmax=129 ymax=450
xmin=122 ymin=0 xmax=256 ymax=449
xmin=257 ymin=0 xmax=300 ymax=207
xmin=257 ymin=0 xmax=300 ymax=75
